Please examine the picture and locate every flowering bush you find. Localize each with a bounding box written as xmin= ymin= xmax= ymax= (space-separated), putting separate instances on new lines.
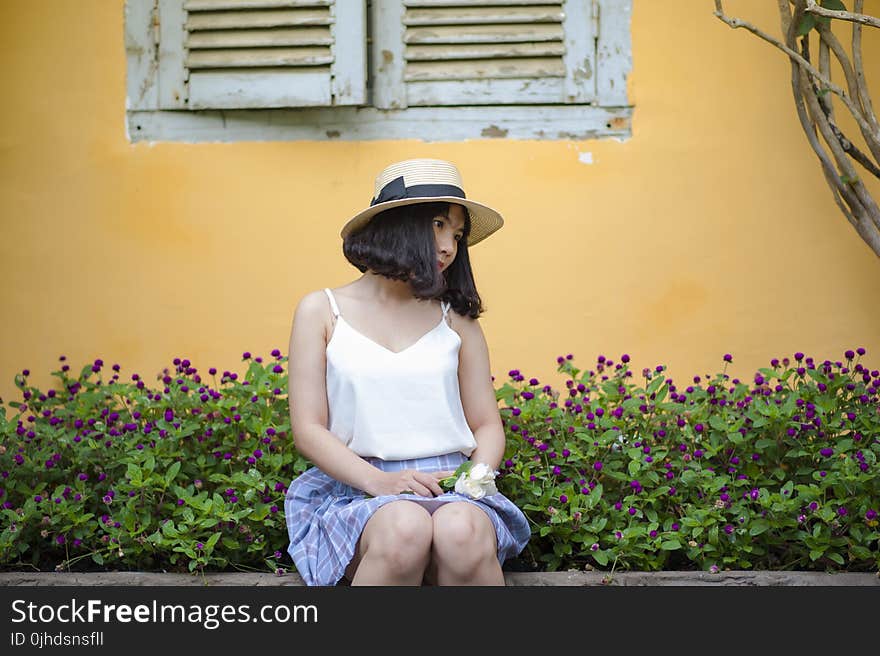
xmin=495 ymin=350 xmax=880 ymax=573
xmin=0 ymin=352 xmax=306 ymax=574
xmin=1 ymin=347 xmax=877 ymax=575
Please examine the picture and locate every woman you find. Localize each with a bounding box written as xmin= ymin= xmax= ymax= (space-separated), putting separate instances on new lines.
xmin=284 ymin=158 xmax=530 ymax=586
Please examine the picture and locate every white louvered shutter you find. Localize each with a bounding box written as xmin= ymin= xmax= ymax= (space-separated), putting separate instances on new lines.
xmin=372 ymin=0 xmax=596 ymax=109
xmin=156 ymin=0 xmax=366 ymax=109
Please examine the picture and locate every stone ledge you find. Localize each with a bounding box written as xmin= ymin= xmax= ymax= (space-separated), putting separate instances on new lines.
xmin=1 ymin=571 xmax=877 ymax=586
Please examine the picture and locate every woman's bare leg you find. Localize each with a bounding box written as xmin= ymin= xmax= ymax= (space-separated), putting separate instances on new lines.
xmin=427 ymin=502 xmax=505 ymax=586
xmin=347 ymin=501 xmax=433 ymax=586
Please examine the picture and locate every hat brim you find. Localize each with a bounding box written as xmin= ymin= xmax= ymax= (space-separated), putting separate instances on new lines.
xmin=340 ymin=197 xmax=503 ymax=247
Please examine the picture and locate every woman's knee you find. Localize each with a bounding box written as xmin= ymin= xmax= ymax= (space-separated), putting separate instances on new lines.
xmin=431 ymin=503 xmax=497 ymax=565
xmin=361 ymin=502 xmax=433 ymax=567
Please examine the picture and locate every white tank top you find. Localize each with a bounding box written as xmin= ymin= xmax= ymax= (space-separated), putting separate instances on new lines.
xmin=323 ymin=288 xmax=478 ymax=460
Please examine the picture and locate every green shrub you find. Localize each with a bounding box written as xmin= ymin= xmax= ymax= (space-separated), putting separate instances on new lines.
xmin=0 ymin=352 xmax=306 ymax=574
xmin=496 ymin=350 xmax=880 ymax=573
xmin=1 ymin=348 xmax=877 ymax=574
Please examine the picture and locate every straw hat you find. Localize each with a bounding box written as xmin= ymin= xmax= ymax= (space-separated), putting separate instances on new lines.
xmin=340 ymin=159 xmax=504 ymax=246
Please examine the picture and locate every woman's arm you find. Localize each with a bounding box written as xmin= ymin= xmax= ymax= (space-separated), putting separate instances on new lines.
xmin=287 ymin=291 xmax=446 ymax=497
xmin=455 ymin=314 xmax=505 ymax=471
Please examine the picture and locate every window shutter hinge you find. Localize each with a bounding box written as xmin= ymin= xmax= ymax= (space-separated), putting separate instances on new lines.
xmin=151 ymin=2 xmax=159 ymax=47
xmin=592 ymin=0 xmax=600 ymax=38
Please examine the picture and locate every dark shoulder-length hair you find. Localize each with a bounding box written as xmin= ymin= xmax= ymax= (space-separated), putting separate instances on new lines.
xmin=342 ymin=202 xmax=484 ymax=318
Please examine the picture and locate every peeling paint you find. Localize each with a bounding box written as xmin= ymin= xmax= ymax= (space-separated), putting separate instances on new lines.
xmin=578 ymin=152 xmax=593 ymax=164
xmin=481 ymin=124 xmax=508 ymax=138
xmin=325 ymin=130 xmax=340 ymax=138
xmin=609 ymin=117 xmax=628 ymax=130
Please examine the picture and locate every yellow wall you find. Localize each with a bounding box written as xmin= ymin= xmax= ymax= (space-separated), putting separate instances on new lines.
xmin=1 ymin=1 xmax=879 ymax=405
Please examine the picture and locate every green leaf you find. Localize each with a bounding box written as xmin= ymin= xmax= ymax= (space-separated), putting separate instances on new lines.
xmin=165 ymin=461 xmax=181 ymax=487
xmin=749 ymin=519 xmax=770 ymax=536
xmin=126 ymin=463 xmax=143 ymax=485
xmin=592 ymin=550 xmax=609 ymax=566
xmin=809 ymin=549 xmax=825 ymax=561
xmin=821 ymin=0 xmax=846 ymax=11
xmin=827 ymin=551 xmax=845 ymax=565
xmin=660 ymin=540 xmax=681 ymax=551
xmin=709 ymin=415 xmax=728 ymax=432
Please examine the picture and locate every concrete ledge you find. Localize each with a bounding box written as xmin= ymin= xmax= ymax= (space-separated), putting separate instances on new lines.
xmin=1 ymin=571 xmax=877 ymax=586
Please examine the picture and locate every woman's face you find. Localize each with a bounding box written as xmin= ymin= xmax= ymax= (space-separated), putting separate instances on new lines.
xmin=433 ymin=204 xmax=466 ymax=273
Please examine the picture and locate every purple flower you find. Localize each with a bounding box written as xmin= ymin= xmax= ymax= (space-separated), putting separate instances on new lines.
xmin=559 ymin=494 xmax=568 ymax=504
xmin=866 ymin=509 xmax=877 ymax=520
xmin=724 ymin=524 xmax=734 ymax=535
xmin=627 ymin=507 xmax=636 ymax=516
xmin=820 ymin=448 xmax=833 ymax=457
xmin=164 ymin=409 xmax=174 ymax=422
xmin=593 ymin=461 xmax=603 ymax=472
xmin=837 ymin=506 xmax=848 ymax=517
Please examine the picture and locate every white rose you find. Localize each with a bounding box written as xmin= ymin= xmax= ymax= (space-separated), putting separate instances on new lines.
xmin=468 ymin=463 xmax=496 ymax=485
xmin=454 ymin=474 xmax=486 ymax=500
xmin=480 ymin=478 xmax=498 ymax=496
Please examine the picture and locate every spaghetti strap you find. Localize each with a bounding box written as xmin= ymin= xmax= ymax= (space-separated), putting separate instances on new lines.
xmin=324 ymin=288 xmax=341 ymax=318
xmin=441 ymin=300 xmax=450 ymax=320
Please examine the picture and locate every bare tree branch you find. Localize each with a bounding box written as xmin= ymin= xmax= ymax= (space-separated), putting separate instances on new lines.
xmin=852 ymin=0 xmax=880 ymax=134
xmin=714 ymin=0 xmax=880 ymax=258
xmin=713 ymin=1 xmax=877 ymax=144
xmin=804 ymin=0 xmax=880 ymax=28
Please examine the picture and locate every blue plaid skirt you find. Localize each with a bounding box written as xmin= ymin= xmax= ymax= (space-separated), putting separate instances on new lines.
xmin=284 ymin=452 xmax=531 ymax=586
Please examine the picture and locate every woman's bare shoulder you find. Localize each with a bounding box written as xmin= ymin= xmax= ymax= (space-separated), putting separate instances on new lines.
xmin=447 ymin=308 xmax=483 ymax=340
xmin=294 ymin=289 xmax=330 ymax=316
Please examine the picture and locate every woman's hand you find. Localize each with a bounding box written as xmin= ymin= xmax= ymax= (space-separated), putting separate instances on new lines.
xmin=367 ymin=470 xmax=456 ymax=498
